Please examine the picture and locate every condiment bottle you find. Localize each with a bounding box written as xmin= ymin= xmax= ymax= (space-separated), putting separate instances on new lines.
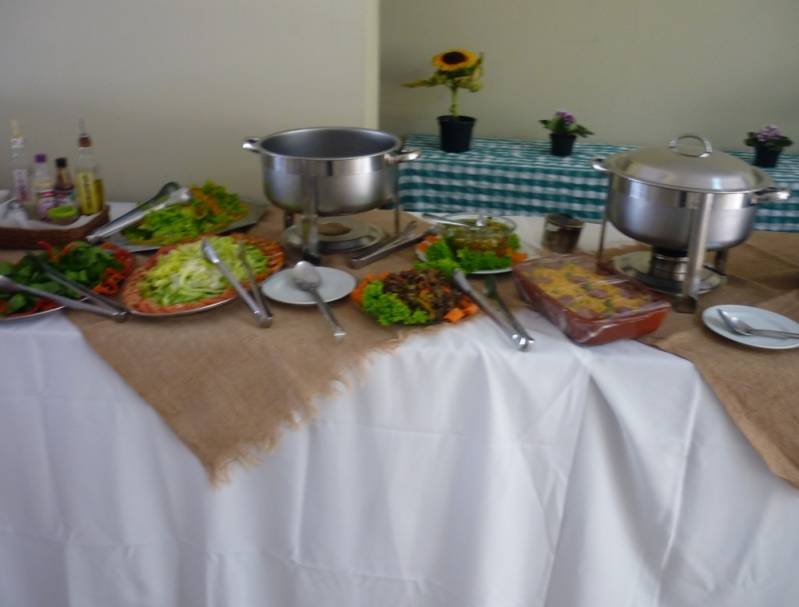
xmin=74 ymin=120 xmax=105 ymax=215
xmin=9 ymin=119 xmax=31 ymax=213
xmin=53 ymin=157 xmax=77 ymax=210
xmin=31 ymin=153 xmax=57 ymax=221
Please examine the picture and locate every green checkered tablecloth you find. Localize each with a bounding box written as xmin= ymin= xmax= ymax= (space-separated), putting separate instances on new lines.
xmin=398 ymin=134 xmax=799 ymax=232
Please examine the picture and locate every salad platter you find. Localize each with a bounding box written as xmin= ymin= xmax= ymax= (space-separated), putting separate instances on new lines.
xmin=104 ymin=181 xmax=268 ymax=253
xmin=121 ymin=234 xmax=284 ymax=317
xmin=0 ymin=241 xmax=134 ymax=322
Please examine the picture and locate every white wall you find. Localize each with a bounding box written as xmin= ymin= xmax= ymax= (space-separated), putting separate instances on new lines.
xmin=0 ymin=0 xmax=379 ymax=202
xmin=380 ymin=0 xmax=799 ymax=151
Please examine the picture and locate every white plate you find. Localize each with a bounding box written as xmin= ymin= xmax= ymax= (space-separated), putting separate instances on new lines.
xmin=261 ymin=267 xmax=356 ymax=305
xmin=415 ymin=237 xmax=540 ymax=275
xmin=702 ymin=304 xmax=799 ymax=350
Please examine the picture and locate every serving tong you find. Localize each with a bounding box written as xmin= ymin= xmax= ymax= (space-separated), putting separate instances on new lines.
xmin=201 ymin=239 xmax=272 ymax=327
xmin=0 ymin=256 xmax=130 ymax=321
xmin=348 ymin=220 xmax=435 ymax=269
xmin=452 ymin=269 xmax=533 ymax=351
xmin=85 ymin=183 xmax=191 ymax=243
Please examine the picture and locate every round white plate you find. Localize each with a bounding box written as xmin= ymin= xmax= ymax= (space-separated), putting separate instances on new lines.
xmin=702 ymin=304 xmax=799 ymax=350
xmin=415 ymin=238 xmax=540 ymax=275
xmin=261 ymin=267 xmax=356 ymax=305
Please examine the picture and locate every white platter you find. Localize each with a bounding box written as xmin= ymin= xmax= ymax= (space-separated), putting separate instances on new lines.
xmin=702 ymin=304 xmax=799 ymax=350
xmin=261 ymin=267 xmax=356 ymax=305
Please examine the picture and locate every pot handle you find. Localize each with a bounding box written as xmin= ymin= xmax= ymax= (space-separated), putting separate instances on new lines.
xmin=385 ymin=147 xmax=421 ymax=165
xmin=751 ymin=186 xmax=791 ymax=203
xmin=591 ymin=157 xmax=609 ymax=173
xmin=669 ymin=133 xmax=713 ymax=158
xmin=242 ymin=137 xmax=261 ymax=153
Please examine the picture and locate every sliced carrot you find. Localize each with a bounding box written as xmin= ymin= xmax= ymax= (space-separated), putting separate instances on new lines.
xmin=511 ymin=250 xmax=529 ymax=263
xmin=462 ymin=303 xmax=479 ymax=316
xmin=444 ymin=308 xmax=465 ymax=323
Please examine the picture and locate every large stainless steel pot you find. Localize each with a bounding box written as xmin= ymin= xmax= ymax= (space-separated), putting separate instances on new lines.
xmin=592 ymin=134 xmax=790 ymax=251
xmin=242 ymin=127 xmax=420 ymax=216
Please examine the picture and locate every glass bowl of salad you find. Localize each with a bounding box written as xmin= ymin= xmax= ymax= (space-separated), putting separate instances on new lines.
xmin=442 ymin=214 xmax=517 ymax=256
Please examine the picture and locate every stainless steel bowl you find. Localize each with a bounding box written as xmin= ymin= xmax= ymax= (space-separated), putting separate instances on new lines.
xmin=243 ymin=127 xmax=420 ymax=216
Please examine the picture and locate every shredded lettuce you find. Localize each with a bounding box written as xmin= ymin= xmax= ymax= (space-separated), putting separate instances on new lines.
xmin=416 ymin=237 xmax=516 ymax=275
xmin=138 ymin=236 xmax=267 ymax=306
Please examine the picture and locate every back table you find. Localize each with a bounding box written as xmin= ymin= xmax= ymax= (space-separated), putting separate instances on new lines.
xmin=398 ymin=134 xmax=799 ymax=231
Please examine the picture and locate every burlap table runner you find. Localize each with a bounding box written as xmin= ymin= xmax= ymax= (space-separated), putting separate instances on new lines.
xmin=637 ymin=231 xmax=799 ymax=488
xmin=67 ymin=210 xmax=492 ymax=482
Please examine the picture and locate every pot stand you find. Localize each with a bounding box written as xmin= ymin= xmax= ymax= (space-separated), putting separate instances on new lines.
xmin=596 ymin=197 xmax=728 ymax=313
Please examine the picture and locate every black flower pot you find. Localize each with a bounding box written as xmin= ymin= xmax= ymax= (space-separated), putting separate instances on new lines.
xmin=438 ymin=115 xmax=476 ymax=153
xmin=753 ymin=146 xmax=781 ymax=168
xmin=550 ymin=133 xmax=577 ymax=157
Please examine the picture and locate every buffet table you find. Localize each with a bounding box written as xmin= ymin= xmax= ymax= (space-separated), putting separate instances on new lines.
xmin=398 ymin=134 xmax=799 ymax=231
xmin=1 ymin=215 xmax=798 ymax=606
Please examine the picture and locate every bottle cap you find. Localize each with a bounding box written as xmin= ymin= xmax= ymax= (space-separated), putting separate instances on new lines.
xmin=35 ymin=153 xmax=47 ymax=163
xmin=55 ymin=157 xmax=68 ymax=168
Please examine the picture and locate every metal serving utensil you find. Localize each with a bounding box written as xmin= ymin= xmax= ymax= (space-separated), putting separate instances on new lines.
xmin=482 ymin=275 xmax=535 ymax=345
xmin=452 ymin=269 xmax=531 ymax=351
xmin=28 ymin=255 xmax=130 ymax=320
xmin=718 ymin=308 xmax=799 ymax=340
xmin=290 ymin=261 xmax=346 ymax=343
xmin=348 ymin=221 xmax=434 ymax=269
xmin=420 ymin=213 xmax=485 ymax=230
xmin=201 ymin=239 xmax=270 ymax=328
xmin=237 ymin=240 xmax=272 ymax=327
xmin=86 ymin=184 xmax=190 ymax=243
xmin=0 ymin=275 xmax=128 ymax=321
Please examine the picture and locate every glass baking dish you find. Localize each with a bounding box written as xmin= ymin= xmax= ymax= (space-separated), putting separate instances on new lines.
xmin=512 ymin=253 xmax=671 ymax=345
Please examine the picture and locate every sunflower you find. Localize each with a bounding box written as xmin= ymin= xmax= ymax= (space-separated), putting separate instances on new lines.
xmin=433 ymin=49 xmax=479 ymax=72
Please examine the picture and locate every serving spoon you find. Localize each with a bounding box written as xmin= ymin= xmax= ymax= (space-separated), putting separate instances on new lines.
xmin=717 ymin=308 xmax=799 ymax=340
xmin=291 ymin=261 xmax=346 ymax=343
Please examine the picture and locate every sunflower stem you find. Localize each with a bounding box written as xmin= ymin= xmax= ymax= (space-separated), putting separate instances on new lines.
xmin=449 ymin=85 xmax=459 ymax=117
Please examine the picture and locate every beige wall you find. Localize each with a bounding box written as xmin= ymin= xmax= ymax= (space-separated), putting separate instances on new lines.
xmin=0 ymin=0 xmax=379 ymax=202
xmin=380 ymin=0 xmax=799 ymax=151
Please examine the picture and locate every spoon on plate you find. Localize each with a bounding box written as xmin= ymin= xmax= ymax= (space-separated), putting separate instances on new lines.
xmin=291 ymin=261 xmax=346 ymax=343
xmin=717 ymin=308 xmax=799 ymax=339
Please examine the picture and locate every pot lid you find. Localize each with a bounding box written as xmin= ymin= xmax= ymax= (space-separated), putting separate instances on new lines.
xmin=603 ymin=134 xmax=770 ymax=193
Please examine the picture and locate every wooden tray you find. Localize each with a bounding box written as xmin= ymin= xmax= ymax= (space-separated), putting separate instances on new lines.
xmin=0 ymin=207 xmax=109 ymax=250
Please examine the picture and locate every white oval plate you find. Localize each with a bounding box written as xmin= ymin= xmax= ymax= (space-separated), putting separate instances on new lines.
xmin=702 ymin=304 xmax=799 ymax=350
xmin=261 ymin=267 xmax=356 ymax=305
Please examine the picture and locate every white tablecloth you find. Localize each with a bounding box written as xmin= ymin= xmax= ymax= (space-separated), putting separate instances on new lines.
xmin=1 ymin=217 xmax=798 ymax=606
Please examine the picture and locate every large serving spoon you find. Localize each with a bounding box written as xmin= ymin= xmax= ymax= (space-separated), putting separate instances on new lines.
xmin=290 ymin=261 xmax=346 ymax=343
xmin=717 ymin=308 xmax=799 ymax=340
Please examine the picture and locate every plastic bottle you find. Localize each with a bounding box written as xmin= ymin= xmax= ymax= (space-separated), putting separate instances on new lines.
xmin=31 ymin=153 xmax=57 ymax=221
xmin=74 ymin=120 xmax=105 ymax=215
xmin=9 ymin=120 xmax=31 ymax=211
xmin=53 ymin=157 xmax=77 ymax=210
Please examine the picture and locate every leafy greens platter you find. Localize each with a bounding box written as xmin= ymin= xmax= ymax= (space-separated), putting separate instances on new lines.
xmin=106 ymin=181 xmax=268 ymax=253
xmin=352 ymin=268 xmax=479 ymax=326
xmin=121 ymin=234 xmax=283 ymax=317
xmin=0 ymin=241 xmax=134 ymax=321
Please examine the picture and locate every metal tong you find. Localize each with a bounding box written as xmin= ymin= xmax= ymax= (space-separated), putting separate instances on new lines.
xmin=86 ymin=183 xmax=190 ymax=243
xmin=452 ymin=269 xmax=532 ymax=351
xmin=201 ymin=239 xmax=272 ymax=327
xmin=0 ymin=256 xmax=129 ymax=321
xmin=348 ymin=220 xmax=435 ymax=269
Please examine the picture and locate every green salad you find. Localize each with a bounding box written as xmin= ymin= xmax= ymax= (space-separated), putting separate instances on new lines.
xmin=137 ymin=236 xmax=267 ymax=307
xmin=416 ymin=232 xmax=522 ymax=275
xmin=121 ymin=181 xmax=248 ymax=245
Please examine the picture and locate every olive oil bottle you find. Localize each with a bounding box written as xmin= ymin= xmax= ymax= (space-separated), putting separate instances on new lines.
xmin=74 ymin=120 xmax=105 ymax=215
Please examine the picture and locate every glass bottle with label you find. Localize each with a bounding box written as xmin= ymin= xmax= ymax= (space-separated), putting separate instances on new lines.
xmin=9 ymin=119 xmax=31 ymax=214
xmin=31 ymin=153 xmax=57 ymax=221
xmin=53 ymin=157 xmax=77 ymax=210
xmin=74 ymin=120 xmax=105 ymax=215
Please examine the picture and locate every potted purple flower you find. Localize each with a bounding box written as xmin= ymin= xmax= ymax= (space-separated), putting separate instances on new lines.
xmin=744 ymin=125 xmax=793 ymax=168
xmin=539 ymin=110 xmax=593 ymax=157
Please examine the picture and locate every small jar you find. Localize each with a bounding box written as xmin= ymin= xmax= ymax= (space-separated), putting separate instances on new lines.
xmin=542 ymin=213 xmax=584 ymax=253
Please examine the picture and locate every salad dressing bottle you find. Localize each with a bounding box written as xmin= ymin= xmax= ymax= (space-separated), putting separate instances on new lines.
xmin=9 ymin=120 xmax=31 ymax=213
xmin=75 ymin=120 xmax=105 ymax=215
xmin=31 ymin=153 xmax=57 ymax=221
